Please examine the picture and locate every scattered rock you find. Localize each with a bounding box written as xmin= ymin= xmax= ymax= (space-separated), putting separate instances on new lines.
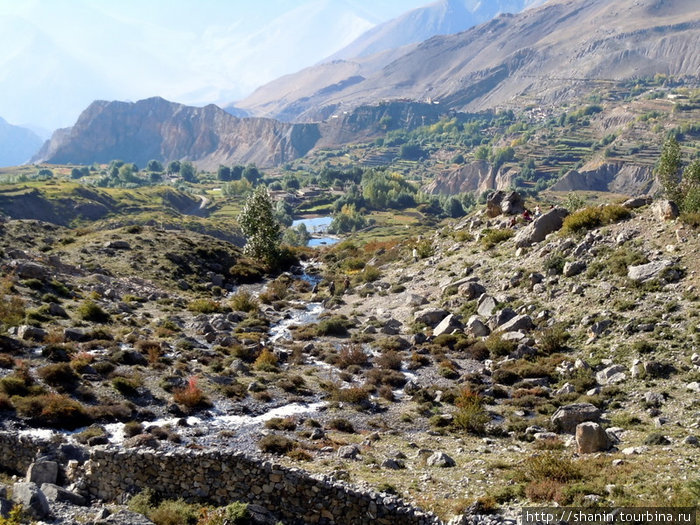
xmin=576 ymin=422 xmax=610 ymax=453
xmin=497 ymin=314 xmax=533 ymax=333
xmin=551 ymin=403 xmax=602 ymax=433
xmin=433 ymin=314 xmax=462 ymax=337
xmin=426 ymin=451 xmax=456 ymax=468
xmin=414 ymin=308 xmax=449 ymax=327
xmin=644 ymin=433 xmax=671 ymax=446
xmin=466 ymin=316 xmax=490 ymax=337
xmin=627 ymin=260 xmax=676 ymax=282
xmin=682 ymin=436 xmax=699 ymax=447
xmin=40 ymin=483 xmax=86 ymax=506
xmin=644 ymin=392 xmax=665 ymax=408
xmin=622 ymin=196 xmax=652 ymax=209
xmin=11 ymin=482 xmax=49 ymax=520
xmin=337 ymin=445 xmax=360 ymax=460
xmin=514 ymin=207 xmax=569 ymax=247
xmin=563 ymin=261 xmax=586 ymax=277
xmin=26 ymin=461 xmax=58 ymax=485
xmin=104 ymin=240 xmax=131 ymax=250
xmin=97 ymin=509 xmax=155 ymax=525
xmin=651 ymin=200 xmax=679 ymax=221
xmin=596 ymin=365 xmax=627 ymax=385
xmin=458 ymin=281 xmax=486 ymax=300
xmin=17 ymin=325 xmax=47 ymax=342
xmin=477 ymin=295 xmax=498 ymax=317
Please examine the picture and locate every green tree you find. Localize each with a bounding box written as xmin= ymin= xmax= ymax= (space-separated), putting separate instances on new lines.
xmin=237 ymin=186 xmax=281 ymax=266
xmin=70 ymin=167 xmax=82 ymax=179
xmin=655 ymin=136 xmax=682 ymax=202
xmin=243 ymin=165 xmax=262 ymax=186
xmin=167 ymin=160 xmax=181 ymax=174
xmin=37 ymin=168 xmax=53 ymax=178
xmin=147 ymin=159 xmax=163 ymax=172
xmin=180 ymin=161 xmax=196 ymax=182
xmin=217 ymin=165 xmax=232 ymax=181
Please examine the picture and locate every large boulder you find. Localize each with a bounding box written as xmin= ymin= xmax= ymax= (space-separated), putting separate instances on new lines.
xmin=652 ymin=200 xmax=679 ymax=221
xmin=627 ymin=260 xmax=677 ymax=282
xmin=427 ymin=451 xmax=456 ymax=468
xmin=433 ymin=314 xmax=462 ymax=337
xmin=26 ymin=461 xmax=58 ymax=485
xmin=97 ymin=510 xmax=155 ymax=525
xmin=9 ymin=261 xmax=48 ymax=280
xmin=11 ymin=482 xmax=49 ymax=520
xmin=458 ymin=281 xmax=486 ymax=300
xmin=17 ymin=325 xmax=47 ymax=342
xmin=551 ymin=403 xmax=601 ymax=433
xmin=466 ymin=316 xmax=490 ymax=337
xmin=515 ymin=207 xmax=569 ymax=247
xmin=477 ymin=295 xmax=498 ymax=317
xmin=576 ymin=422 xmax=610 ymax=453
xmin=40 ymin=483 xmax=86 ymax=506
xmin=414 ymin=308 xmax=449 ymax=327
xmin=486 ymin=191 xmax=523 ymax=217
xmin=496 ymin=314 xmax=534 ymax=333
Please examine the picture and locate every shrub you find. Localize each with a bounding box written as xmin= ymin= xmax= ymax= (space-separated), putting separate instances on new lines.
xmin=149 ymin=499 xmax=199 ymax=525
xmin=287 ymin=448 xmax=313 ymax=461
xmin=229 ymin=291 xmax=259 ymax=312
xmin=124 ymin=421 xmax=144 ymax=437
xmin=77 ymin=300 xmax=111 ymax=323
xmin=331 ymin=386 xmax=369 ymax=405
xmin=360 ymin=265 xmax=381 ymax=282
xmin=112 ymin=376 xmax=140 ymax=397
xmin=0 ymin=375 xmax=30 ymax=396
xmin=538 ymin=325 xmax=569 ymax=354
xmin=0 ymin=354 xmax=15 ymax=368
xmin=327 ymin=418 xmax=355 ymax=433
xmin=485 ymin=333 xmax=516 ymax=358
xmin=480 ymin=228 xmax=515 ymax=249
xmin=317 ymin=316 xmax=350 ymax=336
xmin=75 ymin=425 xmax=106 ymax=444
xmin=543 ymin=254 xmax=566 ymax=275
xmin=0 ymin=393 xmax=12 ymax=411
xmin=187 ymin=299 xmax=220 ymax=314
xmin=336 ymin=345 xmax=368 ymax=368
xmin=258 ymin=434 xmax=295 ymax=454
xmin=264 ymin=417 xmax=297 ymax=431
xmin=13 ymin=393 xmax=92 ymax=429
xmin=38 ymin=363 xmax=78 ymax=388
xmin=253 ymin=348 xmax=278 ymax=371
xmin=453 ymin=389 xmax=489 ymax=434
xmin=377 ymin=350 xmax=403 ymax=370
xmin=561 ymin=205 xmax=631 ymax=235
xmin=520 ymin=453 xmax=581 ymax=483
xmin=173 ymin=376 xmax=208 ymax=408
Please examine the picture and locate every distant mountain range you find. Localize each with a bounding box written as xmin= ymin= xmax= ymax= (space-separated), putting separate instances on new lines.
xmin=33 ymin=0 xmax=700 ymax=170
xmin=326 ymin=0 xmax=547 ymax=61
xmin=0 ymin=117 xmax=43 ymax=167
xmin=235 ymin=0 xmax=700 ymax=122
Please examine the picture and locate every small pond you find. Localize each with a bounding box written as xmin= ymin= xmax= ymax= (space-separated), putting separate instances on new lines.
xmin=291 ymin=216 xmax=339 ymax=247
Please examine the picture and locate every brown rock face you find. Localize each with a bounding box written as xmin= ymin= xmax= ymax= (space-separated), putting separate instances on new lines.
xmin=32 ymin=97 xmax=321 ymax=169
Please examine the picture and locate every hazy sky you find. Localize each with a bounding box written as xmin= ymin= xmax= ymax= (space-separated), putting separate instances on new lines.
xmin=0 ymin=0 xmax=429 ymax=133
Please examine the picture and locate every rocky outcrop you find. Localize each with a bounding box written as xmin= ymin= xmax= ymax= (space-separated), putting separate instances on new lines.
xmin=33 ymin=97 xmax=322 ymax=169
xmin=423 ymin=161 xmax=516 ymax=195
xmin=549 ymin=162 xmax=658 ymax=196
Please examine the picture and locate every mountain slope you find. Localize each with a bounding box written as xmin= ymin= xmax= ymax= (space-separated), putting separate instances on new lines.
xmin=32 ymin=97 xmax=321 ymax=169
xmin=0 ymin=117 xmax=43 ymax=167
xmin=236 ymin=0 xmax=700 ymax=122
xmin=327 ymin=0 xmax=546 ymax=61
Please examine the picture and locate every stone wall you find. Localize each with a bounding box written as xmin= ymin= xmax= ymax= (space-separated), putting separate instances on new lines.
xmin=0 ymin=432 xmax=440 ymax=525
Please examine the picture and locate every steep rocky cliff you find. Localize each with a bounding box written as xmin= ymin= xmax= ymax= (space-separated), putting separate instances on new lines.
xmin=423 ymin=160 xmax=517 ymax=195
xmin=550 ymin=162 xmax=659 ymax=195
xmin=32 ymin=97 xmax=321 ymax=169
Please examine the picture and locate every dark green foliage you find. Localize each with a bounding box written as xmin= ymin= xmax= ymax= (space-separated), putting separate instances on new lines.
xmin=77 ymin=300 xmax=111 ymax=323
